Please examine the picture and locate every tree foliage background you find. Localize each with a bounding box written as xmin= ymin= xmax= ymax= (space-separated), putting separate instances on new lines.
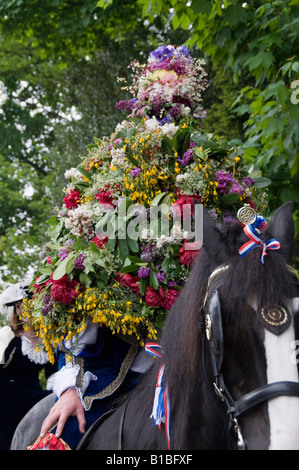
xmin=0 ymin=0 xmax=298 ymax=285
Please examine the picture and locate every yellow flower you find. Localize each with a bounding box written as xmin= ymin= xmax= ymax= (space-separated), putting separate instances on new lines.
xmin=151 ymin=69 xmax=178 ymax=80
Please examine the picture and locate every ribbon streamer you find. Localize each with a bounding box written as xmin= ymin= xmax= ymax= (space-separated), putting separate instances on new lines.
xmin=239 ymin=218 xmax=280 ymax=264
xmin=145 ymin=342 xmax=171 ymax=449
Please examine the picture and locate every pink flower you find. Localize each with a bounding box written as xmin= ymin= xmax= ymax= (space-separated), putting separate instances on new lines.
xmin=64 ymin=189 xmax=81 ymax=209
xmin=50 ymin=274 xmax=79 ymax=305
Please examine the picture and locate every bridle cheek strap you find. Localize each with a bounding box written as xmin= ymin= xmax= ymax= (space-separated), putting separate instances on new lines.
xmin=204 ymin=286 xmax=299 ymax=450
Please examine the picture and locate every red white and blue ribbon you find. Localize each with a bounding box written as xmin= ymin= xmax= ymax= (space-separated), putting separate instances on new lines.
xmin=239 ymin=216 xmax=281 ymax=264
xmin=145 ymin=342 xmax=171 ymax=449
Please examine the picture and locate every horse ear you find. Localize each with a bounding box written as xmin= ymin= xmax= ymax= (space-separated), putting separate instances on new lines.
xmin=201 ymin=205 xmax=227 ymax=265
xmin=268 ymin=201 xmax=294 ymax=263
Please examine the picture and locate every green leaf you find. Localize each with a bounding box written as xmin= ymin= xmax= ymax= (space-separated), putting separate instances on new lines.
xmin=127 ymin=238 xmax=140 ymax=253
xmin=52 ymin=252 xmax=76 ymax=280
xmin=219 ymin=193 xmax=241 ymax=206
xmin=97 ymin=0 xmax=113 ymax=9
xmin=77 ymin=166 xmax=92 ymax=181
xmin=118 ymin=239 xmax=129 ymax=260
xmin=120 ymin=264 xmax=138 ymax=273
xmin=149 ymin=270 xmax=159 ymax=290
xmin=139 ymin=277 xmax=148 ymax=296
xmin=48 ymin=220 xmax=63 ymax=242
xmin=151 ymin=191 xmax=169 ymax=205
xmin=71 ymin=238 xmax=89 ymax=251
xmin=252 ymin=177 xmax=271 ymax=188
xmin=191 ymin=0 xmax=212 ymax=15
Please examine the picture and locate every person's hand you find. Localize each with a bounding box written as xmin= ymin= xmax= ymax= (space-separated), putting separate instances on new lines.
xmin=40 ymin=388 xmax=86 ymax=438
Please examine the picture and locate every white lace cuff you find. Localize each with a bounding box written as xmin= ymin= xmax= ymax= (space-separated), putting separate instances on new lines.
xmin=21 ymin=335 xmax=49 ymax=365
xmin=47 ymin=363 xmax=97 ymax=409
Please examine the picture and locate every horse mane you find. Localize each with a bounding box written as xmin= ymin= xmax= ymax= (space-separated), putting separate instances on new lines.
xmin=161 ymin=219 xmax=299 ymax=405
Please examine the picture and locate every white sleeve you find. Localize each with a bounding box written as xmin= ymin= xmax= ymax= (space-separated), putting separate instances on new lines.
xmin=0 ymin=326 xmax=15 ymax=364
xmin=46 ymin=362 xmax=97 ymax=410
xmin=61 ymin=321 xmax=99 ymax=356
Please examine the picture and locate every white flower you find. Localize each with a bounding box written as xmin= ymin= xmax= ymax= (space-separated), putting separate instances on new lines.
xmin=64 ymin=205 xmax=94 ymax=239
xmin=170 ymin=222 xmax=188 ymax=242
xmin=64 ymin=168 xmax=84 ymax=180
xmin=160 ymin=122 xmax=179 ymax=139
xmin=144 ymin=117 xmax=160 ymax=133
xmin=110 ymin=148 xmax=127 ymax=168
xmin=115 ymin=120 xmax=131 ymax=133
xmin=180 ymin=105 xmax=191 ymax=116
xmin=175 ymin=174 xmax=189 ymax=185
xmin=155 ymin=234 xmax=170 ymax=249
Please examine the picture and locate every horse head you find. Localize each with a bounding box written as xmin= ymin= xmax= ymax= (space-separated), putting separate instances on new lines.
xmin=162 ymin=202 xmax=299 ymax=450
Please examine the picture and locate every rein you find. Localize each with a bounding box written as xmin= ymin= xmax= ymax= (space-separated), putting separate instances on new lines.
xmin=203 ymin=264 xmax=299 ymax=450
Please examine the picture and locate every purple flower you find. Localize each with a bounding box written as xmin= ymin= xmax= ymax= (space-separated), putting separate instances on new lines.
xmin=58 ymin=249 xmax=68 ymax=261
xmin=178 ymin=149 xmax=194 ymax=167
xmin=215 ymin=170 xmax=242 ymax=195
xmin=149 ymin=45 xmax=174 ymax=62
xmin=229 ymin=183 xmax=243 ymax=194
xmin=130 ymin=167 xmax=142 ymax=179
xmin=242 ymin=177 xmax=254 ymax=187
xmin=137 ymin=266 xmax=150 ymax=278
xmin=42 ymin=294 xmax=53 ymax=315
xmin=169 ymin=103 xmax=181 ymax=118
xmin=156 ymin=270 xmax=165 ymax=282
xmin=172 ymin=59 xmax=188 ymax=75
xmin=159 ymin=117 xmax=171 ymax=125
xmin=140 ymin=244 xmax=157 ymax=262
xmin=147 ymin=58 xmax=171 ymax=72
xmin=74 ymin=253 xmax=86 ymax=271
xmin=115 ymin=99 xmax=137 ymax=112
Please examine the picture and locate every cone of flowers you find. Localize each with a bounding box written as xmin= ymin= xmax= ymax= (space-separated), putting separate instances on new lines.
xmin=24 ymin=45 xmax=268 ymax=363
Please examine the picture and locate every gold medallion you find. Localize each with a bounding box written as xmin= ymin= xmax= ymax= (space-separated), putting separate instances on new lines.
xmin=237 ymin=204 xmax=257 ymax=225
xmin=261 ymin=305 xmax=288 ymax=327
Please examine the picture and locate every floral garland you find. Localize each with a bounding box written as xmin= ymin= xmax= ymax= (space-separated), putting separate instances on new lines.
xmin=26 ymin=45 xmax=268 ymax=363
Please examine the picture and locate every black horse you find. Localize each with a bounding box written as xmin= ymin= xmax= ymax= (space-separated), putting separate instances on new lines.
xmin=12 ymin=202 xmax=299 ymax=450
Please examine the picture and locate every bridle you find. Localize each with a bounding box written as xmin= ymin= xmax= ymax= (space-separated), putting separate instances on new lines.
xmin=203 ymin=264 xmax=299 ymax=450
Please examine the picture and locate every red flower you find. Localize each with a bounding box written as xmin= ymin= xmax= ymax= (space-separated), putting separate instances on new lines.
xmin=95 ymin=189 xmax=114 ymax=207
xmin=145 ymin=286 xmax=164 ymax=308
xmin=64 ymin=189 xmax=81 ymax=210
xmin=50 ymin=274 xmax=79 ymax=305
xmin=179 ymin=239 xmax=200 ymax=266
xmin=172 ymin=194 xmax=201 ymax=220
xmin=116 ymin=272 xmax=140 ymax=295
xmin=92 ymin=235 xmax=108 ymax=249
xmin=162 ymin=288 xmax=179 ymax=310
xmin=33 ymin=276 xmax=50 ymax=295
xmin=145 ymin=286 xmax=179 ymax=310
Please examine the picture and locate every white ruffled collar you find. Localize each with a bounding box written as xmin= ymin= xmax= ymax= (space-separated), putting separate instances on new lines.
xmin=21 ymin=335 xmax=49 ymax=365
